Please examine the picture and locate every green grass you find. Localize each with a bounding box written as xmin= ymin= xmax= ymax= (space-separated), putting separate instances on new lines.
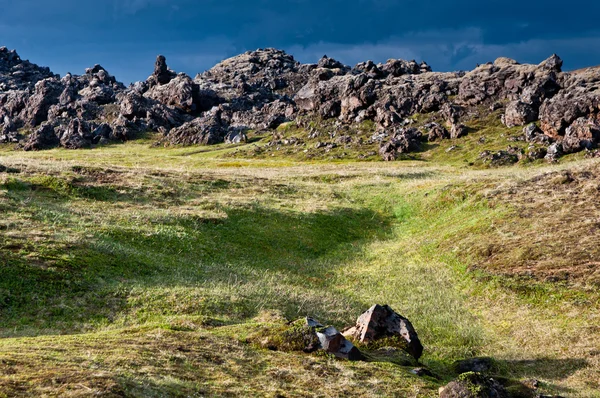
xmin=0 ymin=139 xmax=599 ymax=396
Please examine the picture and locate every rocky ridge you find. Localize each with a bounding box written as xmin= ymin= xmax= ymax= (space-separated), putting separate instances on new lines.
xmin=1 ymin=46 xmax=600 ymax=162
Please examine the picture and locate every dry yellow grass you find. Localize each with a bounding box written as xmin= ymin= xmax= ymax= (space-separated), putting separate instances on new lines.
xmin=0 ymin=141 xmax=599 ymax=396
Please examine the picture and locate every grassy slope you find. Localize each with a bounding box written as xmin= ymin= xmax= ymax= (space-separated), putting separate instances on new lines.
xmin=0 ymin=139 xmax=599 ymax=397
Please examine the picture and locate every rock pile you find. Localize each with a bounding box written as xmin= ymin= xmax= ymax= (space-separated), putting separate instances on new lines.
xmin=253 ymin=306 xmax=554 ymax=397
xmin=254 ymin=305 xmax=421 ymax=363
xmin=342 ymin=304 xmax=423 ymax=360
xmin=2 ymin=46 xmax=600 ymax=161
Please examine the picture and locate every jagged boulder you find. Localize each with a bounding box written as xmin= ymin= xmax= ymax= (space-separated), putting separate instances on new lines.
xmin=0 ymin=90 xmax=29 ymax=122
xmin=23 ymin=123 xmax=59 ymax=151
xmin=79 ymin=85 xmax=115 ymax=105
xmin=148 ymin=55 xmax=176 ymax=87
xmin=119 ymin=90 xmax=150 ymax=119
xmin=166 ymin=110 xmax=227 ymax=145
xmin=146 ymin=103 xmax=193 ymax=131
xmin=545 ymin=142 xmax=563 ymax=162
xmin=538 ymin=93 xmax=585 ymax=138
xmin=541 ymin=54 xmax=563 ymax=72
xmin=200 ymin=48 xmax=307 ymax=97
xmin=538 ymin=65 xmax=600 ymax=138
xmin=316 ymin=55 xmax=345 ymax=70
xmin=525 ymin=146 xmax=547 ymax=161
xmin=426 ymin=123 xmax=450 ymax=141
xmin=224 ymin=129 xmax=248 ymax=144
xmin=77 ymin=65 xmax=124 ymax=104
xmin=379 ymin=128 xmax=422 ymax=161
xmin=440 ymin=103 xmax=464 ymax=125
xmin=343 ymin=304 xmax=423 ymax=360
xmin=0 ymin=115 xmax=18 ymax=143
xmin=503 ymin=101 xmax=538 ymax=128
xmin=523 ymin=123 xmax=552 ymax=145
xmin=22 ymin=77 xmax=63 ymax=126
xmin=58 ymin=74 xmax=79 ymax=105
xmin=60 ymin=118 xmax=93 ymax=149
xmin=451 ymin=124 xmax=469 ymax=139
xmin=91 ymin=123 xmax=112 ymax=143
xmin=0 ymin=47 xmax=56 ymax=91
xmin=523 ymin=123 xmax=541 ymax=142
xmin=110 ymin=115 xmax=143 ymax=141
xmin=145 ymin=73 xmax=196 ymax=112
xmin=562 ymin=117 xmax=600 ymax=153
xmin=117 ymin=88 xmax=190 ymax=131
xmin=354 ymin=60 xmax=385 ymax=79
xmin=381 ymin=59 xmax=422 ymax=77
xmin=457 ymin=55 xmax=561 ymax=108
xmin=295 ymin=74 xmax=352 ymax=114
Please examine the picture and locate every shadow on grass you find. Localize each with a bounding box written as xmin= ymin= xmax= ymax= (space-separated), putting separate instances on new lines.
xmin=499 ymin=357 xmax=589 ymax=394
xmin=499 ymin=357 xmax=588 ymax=379
xmin=381 ymin=170 xmax=438 ymax=180
xmin=0 ymin=202 xmax=392 ymax=337
xmin=0 ymin=172 xmax=236 ymax=204
xmin=419 ymin=142 xmax=441 ymax=153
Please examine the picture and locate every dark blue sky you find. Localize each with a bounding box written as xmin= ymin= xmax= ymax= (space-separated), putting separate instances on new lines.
xmin=2 ymin=0 xmax=600 ymax=84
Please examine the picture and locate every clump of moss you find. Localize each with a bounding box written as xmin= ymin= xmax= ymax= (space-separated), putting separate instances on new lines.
xmin=29 ymin=175 xmax=75 ymax=196
xmin=247 ymin=319 xmax=320 ymax=353
xmin=279 ymin=323 xmax=321 ymax=352
xmin=456 ymin=372 xmax=488 ymax=395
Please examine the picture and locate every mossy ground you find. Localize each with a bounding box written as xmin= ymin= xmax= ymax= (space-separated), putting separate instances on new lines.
xmin=0 ymin=133 xmax=599 ymax=397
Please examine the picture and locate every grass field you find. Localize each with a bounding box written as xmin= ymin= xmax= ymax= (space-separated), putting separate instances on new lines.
xmin=0 ymin=139 xmax=599 ymax=397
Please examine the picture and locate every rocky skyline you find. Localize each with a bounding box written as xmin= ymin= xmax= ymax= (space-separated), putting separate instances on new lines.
xmin=1 ymin=45 xmax=599 ymax=164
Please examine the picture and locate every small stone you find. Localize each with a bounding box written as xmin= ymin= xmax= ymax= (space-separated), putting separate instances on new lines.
xmin=305 ymin=317 xmax=323 ymax=328
xmin=451 ymin=124 xmax=468 ymax=139
xmin=410 ymin=367 xmax=439 ymax=379
xmin=545 ymin=142 xmax=563 ymax=162
xmin=426 ymin=123 xmax=450 ymax=142
xmin=225 ymin=130 xmax=248 ymax=144
xmin=523 ymin=123 xmax=541 ymax=142
xmin=316 ymin=326 xmax=363 ymax=361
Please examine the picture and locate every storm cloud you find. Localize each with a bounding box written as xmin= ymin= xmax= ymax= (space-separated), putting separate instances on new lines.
xmin=1 ymin=0 xmax=599 ymax=83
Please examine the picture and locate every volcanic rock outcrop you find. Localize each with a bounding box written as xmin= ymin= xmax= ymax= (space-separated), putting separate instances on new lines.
xmin=2 ymin=46 xmax=600 ymax=162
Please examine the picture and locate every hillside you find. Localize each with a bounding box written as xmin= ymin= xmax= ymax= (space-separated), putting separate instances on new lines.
xmin=0 ymin=138 xmax=599 ymax=397
xmin=1 ymin=48 xmax=600 ymax=397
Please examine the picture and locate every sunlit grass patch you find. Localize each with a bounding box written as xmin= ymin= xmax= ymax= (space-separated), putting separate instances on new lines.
xmin=1 ymin=144 xmax=599 ymax=396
